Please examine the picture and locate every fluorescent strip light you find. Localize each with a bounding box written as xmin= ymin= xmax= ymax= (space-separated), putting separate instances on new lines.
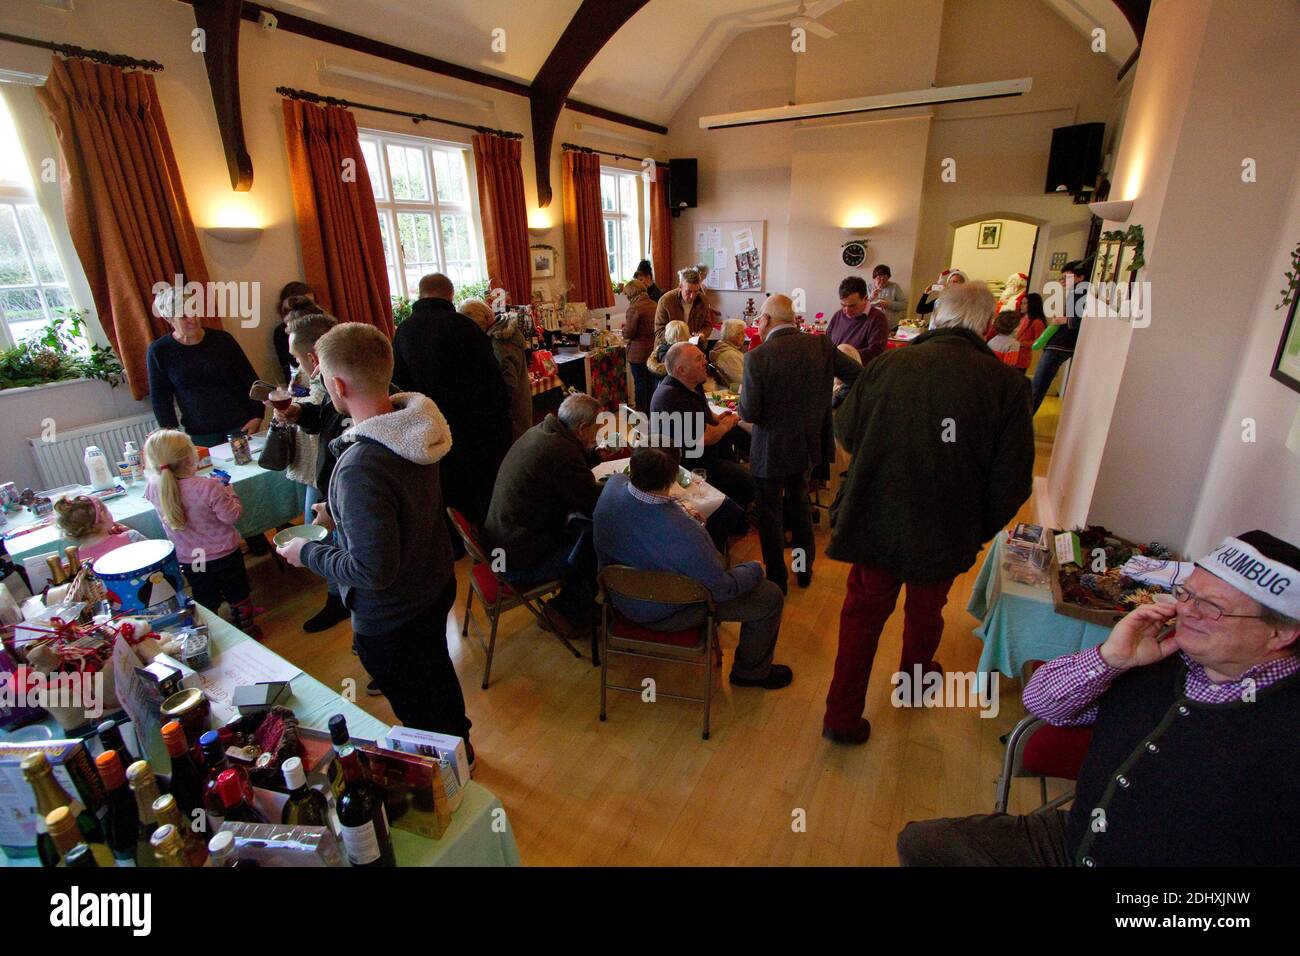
xmin=315 ymin=58 xmax=493 ymax=110
xmin=699 ymin=77 xmax=1033 ymax=130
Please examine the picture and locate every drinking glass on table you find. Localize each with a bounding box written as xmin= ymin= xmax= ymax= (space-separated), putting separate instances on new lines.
xmin=691 ymin=469 xmax=708 ymax=497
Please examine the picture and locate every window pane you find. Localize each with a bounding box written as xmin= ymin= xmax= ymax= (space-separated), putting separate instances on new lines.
xmin=377 ymin=215 xmax=400 ymax=295
xmin=359 ymin=139 xmax=384 ymax=200
xmin=0 ymin=96 xmax=32 ymax=187
xmin=387 ymin=144 xmax=429 ymax=201
xmin=440 ymin=214 xmax=471 ymax=263
xmin=619 ymin=174 xmax=637 ymax=216
xmin=0 ymin=287 xmax=46 ymax=335
xmin=0 ymin=205 xmax=34 ymax=285
xmin=432 ymin=149 xmax=467 ymax=204
xmin=604 ymin=219 xmax=618 ymax=278
xmin=16 ymin=204 xmax=66 ymax=284
xmin=600 ymin=174 xmax=617 ymax=212
xmin=397 ymin=212 xmax=439 ymax=291
xmin=620 ymin=218 xmax=639 ymax=281
xmin=44 ymin=286 xmax=74 ymax=317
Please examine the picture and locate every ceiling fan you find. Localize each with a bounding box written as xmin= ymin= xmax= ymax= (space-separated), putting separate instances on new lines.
xmin=746 ymin=0 xmax=852 ymax=40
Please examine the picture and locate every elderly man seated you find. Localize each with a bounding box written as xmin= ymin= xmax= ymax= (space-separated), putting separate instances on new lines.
xmin=594 ymin=446 xmax=792 ymax=689
xmin=483 ymin=394 xmax=604 ymax=633
xmin=897 ymin=529 xmax=1300 ymax=866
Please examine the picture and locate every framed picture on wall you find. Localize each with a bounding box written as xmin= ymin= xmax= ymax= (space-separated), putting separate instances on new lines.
xmin=1271 ymin=294 xmax=1300 ymax=395
xmin=1092 ymin=239 xmax=1122 ymax=286
xmin=531 ymin=246 xmax=555 ymax=278
xmin=977 ymin=221 xmax=1003 ymax=249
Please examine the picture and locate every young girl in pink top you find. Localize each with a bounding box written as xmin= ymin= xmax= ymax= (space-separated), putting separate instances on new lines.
xmin=144 ymin=429 xmax=260 ymax=637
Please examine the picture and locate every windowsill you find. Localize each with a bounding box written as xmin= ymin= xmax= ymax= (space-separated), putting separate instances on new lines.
xmin=0 ymin=376 xmax=103 ymax=398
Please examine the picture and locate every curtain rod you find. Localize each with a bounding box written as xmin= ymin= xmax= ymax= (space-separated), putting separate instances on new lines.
xmin=562 ymin=142 xmax=668 ymax=168
xmin=276 ymin=86 xmax=523 ymax=139
xmin=0 ymin=31 xmax=164 ymax=72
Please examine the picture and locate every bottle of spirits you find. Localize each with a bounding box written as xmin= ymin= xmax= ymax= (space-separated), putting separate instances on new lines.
xmin=125 ymin=760 xmax=161 ymax=867
xmin=45 ymin=807 xmax=116 ymax=868
xmin=152 ymin=794 xmax=209 ymax=867
xmin=281 ymin=756 xmax=330 ymax=827
xmin=216 ymin=770 xmax=266 ymax=824
xmin=20 ymin=752 xmax=103 ymax=866
xmin=97 ymin=719 xmax=130 ymax=766
xmin=149 ymin=824 xmax=190 ymax=867
xmin=93 ymin=750 xmax=139 ymax=866
xmin=335 ymin=742 xmax=396 ymax=867
xmin=199 ymin=730 xmax=252 ymax=830
xmin=161 ymin=721 xmax=204 ymax=819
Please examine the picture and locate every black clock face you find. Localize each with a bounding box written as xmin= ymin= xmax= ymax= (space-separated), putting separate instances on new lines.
xmin=842 ymin=242 xmax=866 ymax=267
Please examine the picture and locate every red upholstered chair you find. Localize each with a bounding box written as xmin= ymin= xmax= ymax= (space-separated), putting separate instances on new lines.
xmin=447 ymin=507 xmax=582 ymax=689
xmin=597 ymin=566 xmax=718 ymax=740
xmin=994 ymin=715 xmax=1094 ymax=813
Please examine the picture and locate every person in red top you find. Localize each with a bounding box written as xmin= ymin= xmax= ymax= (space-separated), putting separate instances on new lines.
xmin=1014 ymin=292 xmax=1048 ymax=372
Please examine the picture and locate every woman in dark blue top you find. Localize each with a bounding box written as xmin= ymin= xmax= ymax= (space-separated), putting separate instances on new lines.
xmin=145 ymin=288 xmax=265 ymax=447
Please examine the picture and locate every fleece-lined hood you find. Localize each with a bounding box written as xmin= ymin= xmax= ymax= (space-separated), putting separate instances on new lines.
xmin=338 ymin=391 xmax=452 ymax=465
xmin=486 ymin=314 xmax=524 ymax=347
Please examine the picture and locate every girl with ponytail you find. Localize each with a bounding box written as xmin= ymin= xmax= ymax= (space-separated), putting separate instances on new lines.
xmin=144 ymin=429 xmax=261 ymax=637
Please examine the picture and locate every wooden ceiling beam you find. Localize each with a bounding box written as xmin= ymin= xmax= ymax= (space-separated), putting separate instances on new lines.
xmin=192 ymin=0 xmax=253 ymax=190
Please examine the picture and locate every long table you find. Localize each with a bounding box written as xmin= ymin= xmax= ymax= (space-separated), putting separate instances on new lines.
xmin=0 ymin=605 xmax=520 ymax=867
xmin=3 ymin=456 xmax=303 ymax=566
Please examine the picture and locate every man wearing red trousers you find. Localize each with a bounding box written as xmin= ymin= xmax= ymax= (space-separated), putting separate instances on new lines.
xmin=823 ymin=282 xmax=1035 ymax=744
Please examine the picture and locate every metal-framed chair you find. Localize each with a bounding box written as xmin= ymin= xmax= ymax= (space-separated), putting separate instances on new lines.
xmin=597 ymin=566 xmax=718 ymax=740
xmin=446 ymin=507 xmax=582 ymax=689
xmin=994 ymin=715 xmax=1094 ymax=813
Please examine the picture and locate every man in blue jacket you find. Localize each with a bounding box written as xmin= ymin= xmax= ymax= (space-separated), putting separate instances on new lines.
xmin=593 ymin=446 xmax=791 ymax=689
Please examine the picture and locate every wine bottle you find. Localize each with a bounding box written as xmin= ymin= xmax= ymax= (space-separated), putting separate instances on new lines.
xmin=217 ymin=770 xmax=266 ymax=824
xmin=327 ymin=714 xmax=367 ymax=799
xmin=20 ymin=752 xmax=103 ymax=866
xmin=64 ymin=844 xmax=99 ymax=868
xmin=45 ymin=807 xmax=116 ymax=868
xmin=199 ymin=730 xmax=252 ymax=830
xmin=94 ymin=750 xmax=139 ymax=866
xmin=161 ymin=721 xmax=204 ymax=819
xmin=335 ymin=743 xmax=395 ymax=867
xmin=152 ymin=794 xmax=209 ymax=867
xmin=280 ymin=756 xmax=330 ymax=827
xmin=208 ymin=829 xmax=258 ymax=867
xmin=126 ymin=760 xmax=161 ymax=867
xmin=149 ymin=824 xmax=190 ymax=867
xmin=97 ymin=719 xmax=130 ymax=766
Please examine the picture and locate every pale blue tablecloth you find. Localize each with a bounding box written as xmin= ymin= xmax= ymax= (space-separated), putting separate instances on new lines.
xmin=1 ymin=606 xmax=520 ymax=867
xmin=3 ymin=457 xmax=303 ymax=565
xmin=967 ymin=534 xmax=1113 ymax=678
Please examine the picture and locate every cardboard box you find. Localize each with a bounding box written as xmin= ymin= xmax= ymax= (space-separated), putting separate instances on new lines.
xmin=382 ymin=726 xmax=470 ymax=790
xmin=0 ymin=739 xmax=105 ymax=856
xmin=355 ymin=742 xmax=451 ymax=840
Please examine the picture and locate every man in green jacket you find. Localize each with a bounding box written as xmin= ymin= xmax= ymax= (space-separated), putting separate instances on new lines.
xmin=823 ymin=282 xmax=1035 ymax=744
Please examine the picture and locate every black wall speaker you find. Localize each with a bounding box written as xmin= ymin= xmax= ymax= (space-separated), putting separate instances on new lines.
xmin=1044 ymin=123 xmax=1105 ymax=196
xmin=668 ymin=158 xmax=698 ymax=214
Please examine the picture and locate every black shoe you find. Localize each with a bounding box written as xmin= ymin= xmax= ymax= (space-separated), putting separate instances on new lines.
xmin=303 ymin=594 xmax=349 ymax=633
xmin=366 ymin=679 xmax=383 ymax=697
xmin=796 ymin=569 xmax=813 ymax=588
xmin=823 ymin=719 xmax=872 ymax=745
xmin=245 ymin=534 xmax=271 ymax=557
xmin=730 ymin=663 xmax=793 ymax=689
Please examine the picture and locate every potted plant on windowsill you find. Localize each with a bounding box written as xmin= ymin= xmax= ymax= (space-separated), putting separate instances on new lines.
xmin=0 ymin=311 xmax=124 ymax=392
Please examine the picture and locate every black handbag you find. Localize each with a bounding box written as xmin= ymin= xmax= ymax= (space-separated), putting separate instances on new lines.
xmin=258 ymin=421 xmax=296 ymax=471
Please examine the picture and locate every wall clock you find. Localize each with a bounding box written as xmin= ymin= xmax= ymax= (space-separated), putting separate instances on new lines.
xmin=841 ymin=239 xmax=869 ymax=268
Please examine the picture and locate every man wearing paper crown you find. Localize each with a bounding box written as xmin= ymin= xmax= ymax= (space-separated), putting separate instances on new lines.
xmin=898 ymin=529 xmax=1300 ymax=867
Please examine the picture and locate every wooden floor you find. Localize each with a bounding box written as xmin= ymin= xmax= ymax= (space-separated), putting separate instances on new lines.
xmin=248 ymin=398 xmax=1064 ymax=866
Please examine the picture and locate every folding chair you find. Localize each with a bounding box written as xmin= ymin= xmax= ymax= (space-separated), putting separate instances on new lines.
xmin=994 ymin=715 xmax=1094 ymax=813
xmin=597 ymin=566 xmax=718 ymax=740
xmin=446 ymin=507 xmax=582 ymax=689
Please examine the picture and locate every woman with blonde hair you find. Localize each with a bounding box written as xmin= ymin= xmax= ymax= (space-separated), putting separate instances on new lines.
xmin=144 ymin=429 xmax=259 ymax=636
xmin=646 ymin=318 xmax=692 ymax=381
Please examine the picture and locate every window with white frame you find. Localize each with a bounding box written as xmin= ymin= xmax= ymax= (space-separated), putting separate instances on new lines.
xmin=600 ymin=166 xmax=648 ymax=285
xmin=0 ymin=91 xmax=79 ymax=348
xmin=358 ymin=129 xmax=486 ymax=299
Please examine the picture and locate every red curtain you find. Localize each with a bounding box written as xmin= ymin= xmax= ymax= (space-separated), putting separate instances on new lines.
xmin=561 ymin=150 xmax=613 ymax=308
xmin=471 ymin=133 xmax=531 ymax=307
xmin=650 ymin=171 xmax=672 ymax=293
xmin=282 ymin=98 xmax=393 ymax=336
xmin=35 ymin=56 xmax=210 ymax=399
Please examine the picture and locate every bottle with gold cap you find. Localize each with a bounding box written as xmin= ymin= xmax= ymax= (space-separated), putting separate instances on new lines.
xmin=152 ymin=793 xmax=208 ymax=867
xmin=161 ymin=721 xmax=204 ymax=819
xmin=94 ymin=749 xmax=139 ymax=866
xmin=149 ymin=824 xmax=190 ymax=867
xmin=45 ymin=807 xmax=116 ymax=868
xmin=21 ymin=752 xmax=103 ymax=866
xmin=125 ymin=760 xmax=161 ymax=867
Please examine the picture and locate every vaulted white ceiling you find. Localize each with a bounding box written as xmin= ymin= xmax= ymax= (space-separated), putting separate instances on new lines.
xmin=263 ymin=0 xmax=1138 ymax=128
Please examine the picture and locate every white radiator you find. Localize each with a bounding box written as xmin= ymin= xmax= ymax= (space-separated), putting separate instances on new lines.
xmin=26 ymin=413 xmax=159 ymax=490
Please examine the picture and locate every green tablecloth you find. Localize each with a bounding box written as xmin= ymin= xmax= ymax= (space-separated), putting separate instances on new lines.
xmin=967 ymin=533 xmax=1113 ymax=678
xmin=3 ymin=458 xmax=303 ymax=566
xmin=0 ymin=606 xmax=520 ymax=867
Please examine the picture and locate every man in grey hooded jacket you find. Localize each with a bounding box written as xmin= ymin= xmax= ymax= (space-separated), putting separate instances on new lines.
xmin=277 ymin=322 xmax=471 ymax=752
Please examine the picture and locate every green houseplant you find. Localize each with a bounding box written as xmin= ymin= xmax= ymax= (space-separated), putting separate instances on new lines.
xmin=0 ymin=310 xmax=124 ymax=391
